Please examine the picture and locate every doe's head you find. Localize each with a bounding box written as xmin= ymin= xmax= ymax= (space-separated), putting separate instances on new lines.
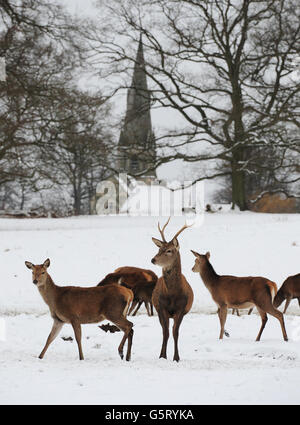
xmin=191 ymin=250 xmax=210 ymax=273
xmin=151 ymin=217 xmax=192 ymax=268
xmin=25 ymin=258 xmax=50 ymax=287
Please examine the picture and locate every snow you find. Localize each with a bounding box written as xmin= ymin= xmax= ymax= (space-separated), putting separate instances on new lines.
xmin=1 ymin=212 xmax=300 ymax=404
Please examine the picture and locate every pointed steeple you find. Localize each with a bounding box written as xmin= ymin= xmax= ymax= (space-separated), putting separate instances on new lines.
xmin=118 ymin=34 xmax=156 ymax=178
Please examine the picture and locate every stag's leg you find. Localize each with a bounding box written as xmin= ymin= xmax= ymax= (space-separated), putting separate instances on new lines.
xmin=283 ymin=296 xmax=292 ymax=314
xmin=255 ymin=307 xmax=268 ymax=341
xmin=71 ymin=320 xmax=84 ymax=360
xmin=298 ymin=298 xmax=300 ymax=309
xmin=112 ymin=317 xmax=134 ymax=361
xmin=218 ymin=305 xmax=228 ymax=339
xmin=248 ymin=308 xmax=254 ymax=315
xmin=172 ymin=311 xmax=184 ymax=362
xmin=150 ymin=302 xmax=154 ymax=316
xmin=158 ymin=310 xmax=169 ymax=359
xmin=39 ymin=319 xmax=64 ymax=359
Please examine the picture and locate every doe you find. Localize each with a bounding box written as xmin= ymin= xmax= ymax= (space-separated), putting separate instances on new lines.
xmin=191 ymin=251 xmax=288 ymax=342
xmin=25 ymin=259 xmax=134 ymax=360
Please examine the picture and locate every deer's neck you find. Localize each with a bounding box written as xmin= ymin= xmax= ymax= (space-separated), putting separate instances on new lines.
xmin=199 ymin=260 xmax=219 ymax=289
xmin=38 ymin=274 xmax=58 ymax=308
xmin=162 ymin=254 xmax=183 ymax=292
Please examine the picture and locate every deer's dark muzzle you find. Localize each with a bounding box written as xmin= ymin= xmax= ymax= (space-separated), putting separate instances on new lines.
xmin=151 ymin=258 xmax=156 ymax=264
xmin=33 ymin=279 xmax=38 ymax=284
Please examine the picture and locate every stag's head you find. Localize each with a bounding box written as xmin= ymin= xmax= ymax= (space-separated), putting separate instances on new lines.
xmin=151 ymin=217 xmax=192 ymax=269
xmin=25 ymin=258 xmax=50 ymax=287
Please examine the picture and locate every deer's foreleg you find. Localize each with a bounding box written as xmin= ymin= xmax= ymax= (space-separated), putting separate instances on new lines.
xmin=172 ymin=311 xmax=184 ymax=362
xmin=158 ymin=310 xmax=169 ymax=359
xmin=39 ymin=319 xmax=63 ymax=359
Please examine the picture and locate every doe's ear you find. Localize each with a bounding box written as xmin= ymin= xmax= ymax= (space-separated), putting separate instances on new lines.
xmin=190 ymin=250 xmax=200 ymax=258
xmin=25 ymin=261 xmax=33 ymax=270
xmin=206 ymin=251 xmax=211 ymax=260
xmin=43 ymin=258 xmax=50 ymax=268
xmin=152 ymin=238 xmax=164 ymax=248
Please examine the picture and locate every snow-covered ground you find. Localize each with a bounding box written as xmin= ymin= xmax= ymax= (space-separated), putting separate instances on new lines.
xmin=1 ymin=212 xmax=300 ymax=404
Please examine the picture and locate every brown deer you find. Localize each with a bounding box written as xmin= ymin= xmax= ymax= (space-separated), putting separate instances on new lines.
xmin=25 ymin=259 xmax=134 ymax=360
xmin=273 ymin=273 xmax=300 ymax=313
xmin=151 ymin=218 xmax=194 ymax=361
xmin=191 ymin=251 xmax=288 ymax=342
xmin=98 ymin=266 xmax=158 ymax=316
xmin=127 ymin=281 xmax=156 ymax=316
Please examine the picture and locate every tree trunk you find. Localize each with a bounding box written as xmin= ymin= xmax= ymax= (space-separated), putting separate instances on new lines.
xmin=73 ymin=186 xmax=82 ymax=216
xmin=231 ymin=167 xmax=247 ymax=211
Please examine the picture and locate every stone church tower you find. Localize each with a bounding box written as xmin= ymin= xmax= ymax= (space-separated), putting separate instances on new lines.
xmin=118 ymin=35 xmax=156 ymax=179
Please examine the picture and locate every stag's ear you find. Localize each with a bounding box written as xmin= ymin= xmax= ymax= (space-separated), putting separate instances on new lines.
xmin=152 ymin=238 xmax=164 ymax=248
xmin=190 ymin=250 xmax=200 ymax=258
xmin=171 ymin=237 xmax=179 ymax=249
xmin=43 ymin=258 xmax=50 ymax=268
xmin=206 ymin=251 xmax=210 ymax=260
xmin=25 ymin=261 xmax=33 ymax=270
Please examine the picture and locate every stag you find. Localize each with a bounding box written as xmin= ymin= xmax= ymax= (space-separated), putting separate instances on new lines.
xmin=151 ymin=218 xmax=194 ymax=361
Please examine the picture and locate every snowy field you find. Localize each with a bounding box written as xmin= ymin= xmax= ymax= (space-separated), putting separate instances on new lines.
xmin=1 ymin=212 xmax=300 ymax=405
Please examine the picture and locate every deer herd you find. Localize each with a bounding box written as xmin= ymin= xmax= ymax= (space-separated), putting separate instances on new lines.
xmin=25 ymin=218 xmax=299 ymax=362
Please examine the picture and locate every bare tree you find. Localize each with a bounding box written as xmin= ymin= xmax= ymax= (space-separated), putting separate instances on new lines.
xmin=0 ymin=0 xmax=89 ymax=186
xmin=0 ymin=0 xmax=115 ymax=215
xmin=36 ymin=87 xmax=114 ymax=215
xmin=86 ymin=0 xmax=300 ymax=209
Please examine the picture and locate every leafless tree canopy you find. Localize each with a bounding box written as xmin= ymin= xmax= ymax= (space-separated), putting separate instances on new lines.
xmin=86 ymin=0 xmax=300 ymax=210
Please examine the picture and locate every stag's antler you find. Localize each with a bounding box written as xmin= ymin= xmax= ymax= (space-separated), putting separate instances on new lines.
xmin=157 ymin=216 xmax=171 ymax=242
xmin=172 ymin=222 xmax=193 ymax=241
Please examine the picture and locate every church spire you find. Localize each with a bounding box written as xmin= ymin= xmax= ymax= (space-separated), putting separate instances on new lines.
xmin=118 ymin=34 xmax=156 ymax=178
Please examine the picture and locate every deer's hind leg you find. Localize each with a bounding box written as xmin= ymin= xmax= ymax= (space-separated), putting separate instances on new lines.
xmin=283 ymin=296 xmax=292 ymax=314
xmin=144 ymin=302 xmax=152 ymax=317
xmin=39 ymin=318 xmax=64 ymax=359
xmin=112 ymin=316 xmax=134 ymax=361
xmin=128 ymin=299 xmax=139 ymax=316
xmin=255 ymin=307 xmax=268 ymax=341
xmin=266 ymin=306 xmax=288 ymax=341
xmin=71 ymin=320 xmax=84 ymax=360
xmin=131 ymin=301 xmax=143 ymax=316
xmin=107 ymin=298 xmax=134 ymax=361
